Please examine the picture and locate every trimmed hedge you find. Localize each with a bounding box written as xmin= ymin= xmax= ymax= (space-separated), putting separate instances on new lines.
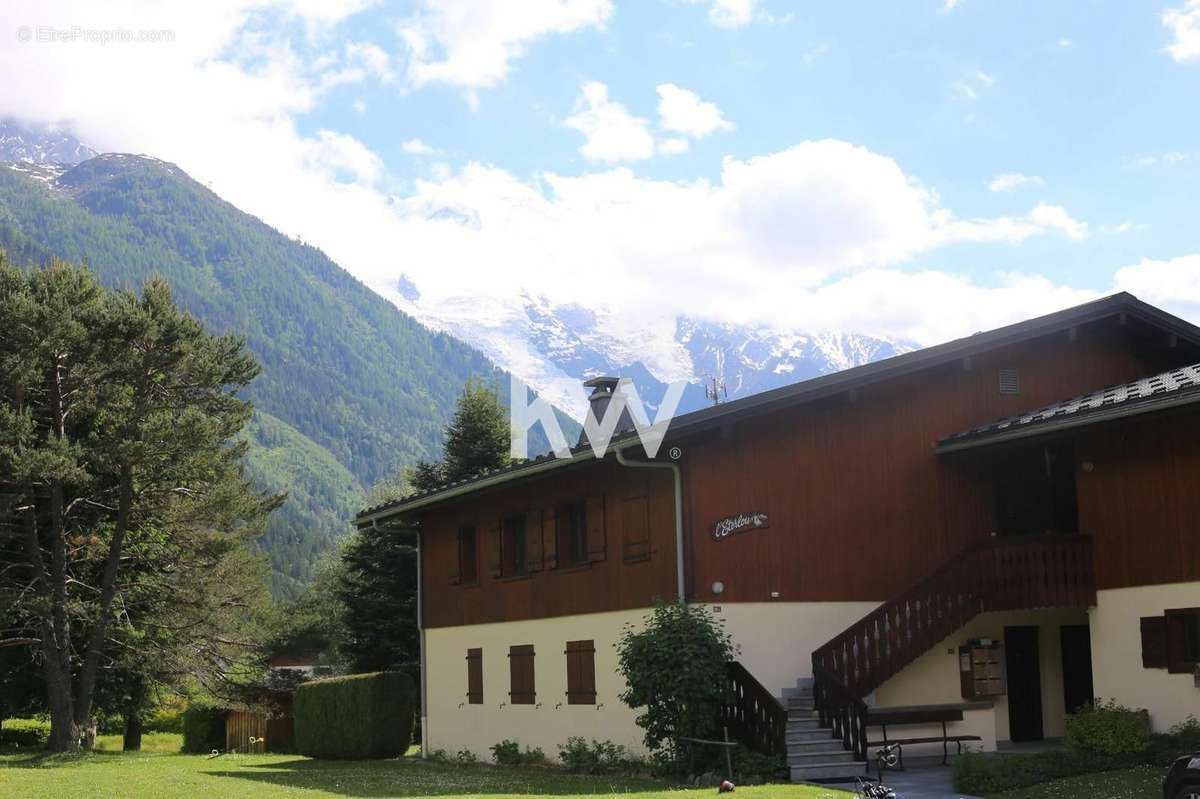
xmin=294 ymin=671 xmax=414 ymax=759
xmin=181 ymin=703 xmax=227 ymax=753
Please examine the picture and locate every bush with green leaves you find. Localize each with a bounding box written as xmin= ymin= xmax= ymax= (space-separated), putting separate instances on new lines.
xmin=1065 ymin=699 xmax=1150 ymax=757
xmin=181 ymin=703 xmax=227 ymax=753
xmin=294 ymin=671 xmax=414 ymax=759
xmin=616 ymin=601 xmax=734 ymax=765
xmin=557 ymin=737 xmax=642 ymax=774
xmin=0 ymin=718 xmax=50 ymax=749
xmin=730 ymin=744 xmax=787 ymax=783
xmin=490 ymin=739 xmax=546 ymax=766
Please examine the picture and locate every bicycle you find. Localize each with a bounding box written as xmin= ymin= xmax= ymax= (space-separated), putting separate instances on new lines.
xmin=853 ymin=744 xmax=902 ymax=799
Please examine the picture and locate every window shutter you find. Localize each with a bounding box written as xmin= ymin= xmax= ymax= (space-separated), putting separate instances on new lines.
xmin=622 ymin=492 xmax=651 ymax=562
xmin=525 ymin=509 xmax=543 ymax=573
xmin=586 ymin=494 xmax=606 ymax=562
xmin=451 ymin=529 xmax=463 ymax=585
xmin=1165 ymin=608 xmax=1200 ymax=674
xmin=508 ymin=644 xmax=536 ymax=704
xmin=489 ymin=519 xmax=503 ymax=578
xmin=1140 ymin=616 xmax=1167 ymax=668
xmin=466 ymin=648 xmax=483 ymax=704
xmin=565 ymin=640 xmax=596 ymax=705
xmin=543 ymin=508 xmax=559 ymax=570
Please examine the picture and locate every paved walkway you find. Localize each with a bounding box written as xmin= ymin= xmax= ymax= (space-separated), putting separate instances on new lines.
xmin=824 ymin=764 xmax=983 ymax=799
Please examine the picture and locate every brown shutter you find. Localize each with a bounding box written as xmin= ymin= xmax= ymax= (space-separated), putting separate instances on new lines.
xmin=466 ymin=648 xmax=483 ymax=704
xmin=586 ymin=494 xmax=606 ymax=562
xmin=489 ymin=518 xmax=503 ymax=578
xmin=565 ymin=640 xmax=596 ymax=705
xmin=525 ymin=509 xmax=543 ymax=573
xmin=543 ymin=507 xmax=559 ymax=570
xmin=1140 ymin=616 xmax=1167 ymax=668
xmin=508 ymin=644 xmax=535 ymax=704
xmin=450 ymin=528 xmax=463 ymax=585
xmin=1165 ymin=608 xmax=1200 ymax=674
xmin=622 ymin=492 xmax=651 ymax=562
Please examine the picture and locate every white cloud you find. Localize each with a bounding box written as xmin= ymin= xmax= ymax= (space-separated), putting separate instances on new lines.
xmin=352 ymin=98 xmax=367 ymax=115
xmin=656 ymin=83 xmax=734 ymax=138
xmin=401 ymin=138 xmax=440 ymax=156
xmin=1058 ymin=37 xmax=1073 ymax=48
xmin=397 ymin=0 xmax=613 ymax=90
xmin=565 ymin=82 xmax=655 ymax=162
xmin=307 ymin=129 xmax=383 ymax=184
xmin=988 ymin=172 xmax=1044 ymax=192
xmin=690 ymin=0 xmax=758 ymax=28
xmin=1163 ymin=1 xmax=1200 ymax=64
xmin=952 ymin=70 xmax=994 ymax=102
xmin=658 ymin=137 xmax=690 ymax=155
xmin=1129 ymin=151 xmax=1191 ymax=167
xmin=1113 ymin=254 xmax=1200 ymax=321
xmin=939 ymin=0 xmax=964 ymax=15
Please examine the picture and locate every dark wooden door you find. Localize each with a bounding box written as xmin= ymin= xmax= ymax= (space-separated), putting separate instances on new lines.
xmin=1005 ymin=626 xmax=1044 ymax=742
xmin=1060 ymin=625 xmax=1094 ymax=715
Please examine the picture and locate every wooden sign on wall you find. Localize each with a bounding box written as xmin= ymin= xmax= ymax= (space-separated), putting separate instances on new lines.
xmin=711 ymin=512 xmax=769 ymax=541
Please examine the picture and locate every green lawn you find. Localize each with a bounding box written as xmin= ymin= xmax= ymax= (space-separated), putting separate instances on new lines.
xmin=991 ymin=765 xmax=1162 ymax=799
xmin=0 ymin=748 xmax=851 ymax=799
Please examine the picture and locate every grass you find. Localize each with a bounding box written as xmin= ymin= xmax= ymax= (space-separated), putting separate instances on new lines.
xmin=990 ymin=765 xmax=1162 ymax=798
xmin=0 ymin=747 xmax=852 ymax=798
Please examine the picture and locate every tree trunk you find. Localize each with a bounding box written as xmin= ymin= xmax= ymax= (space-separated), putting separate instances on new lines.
xmin=44 ymin=657 xmax=79 ymax=752
xmin=123 ymin=711 xmax=143 ymax=752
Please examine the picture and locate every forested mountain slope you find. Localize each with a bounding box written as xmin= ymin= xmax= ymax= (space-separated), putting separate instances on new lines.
xmin=0 ymin=155 xmax=569 ymax=596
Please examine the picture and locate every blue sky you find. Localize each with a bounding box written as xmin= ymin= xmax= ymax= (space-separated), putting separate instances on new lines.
xmin=2 ymin=0 xmax=1199 ymax=343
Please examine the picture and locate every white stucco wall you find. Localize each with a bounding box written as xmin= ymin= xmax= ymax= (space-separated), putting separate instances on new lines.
xmin=424 ymin=609 xmax=653 ymax=760
xmin=1089 ymin=581 xmax=1200 ymax=732
xmin=871 ymin=607 xmax=1089 ymax=756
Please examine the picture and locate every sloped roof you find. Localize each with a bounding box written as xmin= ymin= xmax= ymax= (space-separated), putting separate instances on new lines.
xmin=357 ymin=292 xmax=1200 ymax=525
xmin=937 ymin=362 xmax=1200 ymax=453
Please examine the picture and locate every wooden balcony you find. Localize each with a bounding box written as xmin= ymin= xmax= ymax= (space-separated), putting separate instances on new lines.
xmin=812 ymin=534 xmax=1094 ymax=760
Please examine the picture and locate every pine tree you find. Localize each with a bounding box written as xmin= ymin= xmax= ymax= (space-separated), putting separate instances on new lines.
xmin=440 ymin=378 xmax=513 ymax=483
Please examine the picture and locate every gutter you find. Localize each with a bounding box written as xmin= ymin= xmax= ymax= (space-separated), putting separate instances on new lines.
xmin=615 ymin=448 xmax=686 ymax=603
xmin=936 ymin=390 xmax=1200 ymax=454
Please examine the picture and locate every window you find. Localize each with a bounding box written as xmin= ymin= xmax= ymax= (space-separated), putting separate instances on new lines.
xmin=1166 ymin=608 xmax=1200 ymax=674
xmin=556 ymin=501 xmax=588 ymax=567
xmin=1140 ymin=616 xmax=1167 ymax=668
xmin=501 ymin=514 xmax=527 ymax=577
xmin=456 ymin=526 xmax=477 ymax=584
xmin=508 ymin=644 xmax=535 ymax=704
xmin=564 ymin=640 xmax=596 ymax=705
xmin=466 ymin=648 xmax=483 ymax=704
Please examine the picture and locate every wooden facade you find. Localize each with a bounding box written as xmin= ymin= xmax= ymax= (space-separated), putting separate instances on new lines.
xmin=409 ymin=313 xmax=1198 ymax=629
xmin=420 ymin=460 xmax=677 ymax=629
xmin=1077 ymin=412 xmax=1200 ymax=590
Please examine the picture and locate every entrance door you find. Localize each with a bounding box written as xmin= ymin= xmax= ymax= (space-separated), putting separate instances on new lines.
xmin=1060 ymin=625 xmax=1094 ymax=715
xmin=1005 ymin=626 xmax=1044 ymax=742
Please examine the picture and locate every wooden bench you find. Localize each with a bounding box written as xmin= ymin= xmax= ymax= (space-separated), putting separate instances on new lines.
xmin=865 ymin=704 xmax=986 ymax=770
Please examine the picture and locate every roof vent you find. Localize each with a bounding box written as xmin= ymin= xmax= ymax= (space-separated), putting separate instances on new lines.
xmin=998 ymin=368 xmax=1020 ymax=395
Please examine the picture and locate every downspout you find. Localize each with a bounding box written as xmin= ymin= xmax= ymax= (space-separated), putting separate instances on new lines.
xmin=615 ymin=448 xmax=685 ymax=603
xmin=372 ymin=519 xmax=428 ymax=758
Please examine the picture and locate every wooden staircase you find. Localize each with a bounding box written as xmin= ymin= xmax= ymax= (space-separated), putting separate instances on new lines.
xmin=808 ymin=534 xmax=1096 ymax=774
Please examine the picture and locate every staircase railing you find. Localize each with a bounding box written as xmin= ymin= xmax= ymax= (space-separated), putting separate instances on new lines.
xmin=812 ymin=662 xmax=869 ymax=760
xmin=812 ymin=534 xmax=1095 ymax=758
xmin=722 ymin=661 xmax=787 ymax=756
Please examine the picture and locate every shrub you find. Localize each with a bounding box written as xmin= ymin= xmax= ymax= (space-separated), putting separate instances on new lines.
xmin=181 ymin=703 xmax=227 ymax=753
xmin=616 ymin=601 xmax=735 ymax=765
xmin=0 ymin=718 xmax=50 ymax=749
xmin=454 ymin=748 xmax=478 ymax=764
xmin=294 ymin=671 xmax=414 ymax=759
xmin=1065 ymin=699 xmax=1150 ymax=757
xmin=730 ymin=745 xmax=787 ymax=783
xmin=491 ymin=739 xmax=546 ymax=766
xmin=557 ymin=737 xmax=640 ymax=774
xmin=953 ymin=749 xmax=1114 ymax=794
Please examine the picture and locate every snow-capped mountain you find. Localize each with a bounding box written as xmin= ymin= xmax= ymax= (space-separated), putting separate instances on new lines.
xmin=380 ymin=284 xmax=915 ymax=421
xmin=0 ymin=119 xmax=97 ymax=165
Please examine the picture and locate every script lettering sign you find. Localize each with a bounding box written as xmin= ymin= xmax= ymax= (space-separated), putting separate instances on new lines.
xmin=711 ymin=512 xmax=769 ymax=541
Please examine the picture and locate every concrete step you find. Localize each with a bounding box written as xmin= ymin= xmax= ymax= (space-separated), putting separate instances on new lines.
xmin=786 ymin=739 xmax=846 ymax=754
xmin=788 ymin=749 xmax=857 ymax=766
xmin=790 ymin=760 xmax=867 ymax=782
xmin=786 ymin=698 xmax=815 ymax=710
xmin=787 ymin=729 xmax=835 ymax=744
xmin=787 ymin=707 xmax=816 ymax=720
xmin=786 ymin=718 xmax=821 ymax=732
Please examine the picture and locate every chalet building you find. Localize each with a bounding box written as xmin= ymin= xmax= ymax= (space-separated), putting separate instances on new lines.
xmin=356 ymin=293 xmax=1200 ymax=780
